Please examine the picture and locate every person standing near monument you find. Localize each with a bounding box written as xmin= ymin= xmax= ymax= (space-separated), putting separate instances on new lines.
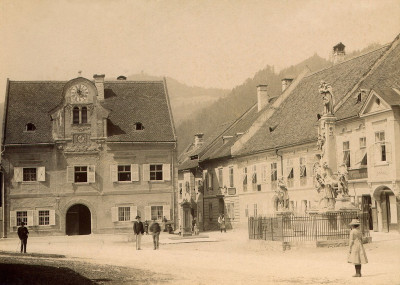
xmin=133 ymin=216 xmax=144 ymax=250
xmin=17 ymin=222 xmax=29 ymax=253
xmin=348 ymin=219 xmax=368 ymax=277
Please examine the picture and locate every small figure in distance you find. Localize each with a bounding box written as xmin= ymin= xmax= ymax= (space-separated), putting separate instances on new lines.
xmin=150 ymin=218 xmax=161 ymax=250
xmin=17 ymin=222 xmax=29 ymax=253
xmin=133 ymin=215 xmax=144 ymax=250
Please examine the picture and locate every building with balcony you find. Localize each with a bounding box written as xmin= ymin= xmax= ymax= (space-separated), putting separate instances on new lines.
xmin=187 ymin=34 xmax=400 ymax=233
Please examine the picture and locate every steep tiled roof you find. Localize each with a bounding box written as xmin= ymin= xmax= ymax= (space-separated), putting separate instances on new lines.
xmin=200 ymin=104 xmax=261 ymax=161
xmin=178 ymin=121 xmax=234 ymax=170
xmin=235 ymin=44 xmax=392 ymax=156
xmin=3 ymin=80 xmax=175 ymax=144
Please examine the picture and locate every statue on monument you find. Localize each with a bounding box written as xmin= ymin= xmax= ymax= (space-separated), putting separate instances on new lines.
xmin=274 ymin=178 xmax=290 ymax=211
xmin=337 ymin=163 xmax=349 ymax=197
xmin=313 ymin=162 xmax=336 ymax=209
xmin=319 ymin=81 xmax=335 ymax=115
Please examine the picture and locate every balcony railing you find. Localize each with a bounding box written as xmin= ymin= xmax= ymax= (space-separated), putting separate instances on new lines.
xmin=348 ymin=168 xmax=368 ymax=180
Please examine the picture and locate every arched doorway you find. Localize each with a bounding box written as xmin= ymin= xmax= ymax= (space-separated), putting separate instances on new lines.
xmin=66 ymin=204 xmax=91 ymax=235
xmin=373 ymin=186 xmax=398 ymax=233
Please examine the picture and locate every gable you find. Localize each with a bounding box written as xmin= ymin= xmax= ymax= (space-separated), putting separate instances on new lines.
xmin=360 ymin=90 xmax=394 ymax=117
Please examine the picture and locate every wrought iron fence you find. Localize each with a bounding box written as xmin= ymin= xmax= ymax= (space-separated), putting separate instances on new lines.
xmin=248 ymin=212 xmax=370 ymax=242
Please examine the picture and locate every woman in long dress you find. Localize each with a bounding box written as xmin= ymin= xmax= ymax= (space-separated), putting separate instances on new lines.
xmin=348 ymin=219 xmax=368 ymax=277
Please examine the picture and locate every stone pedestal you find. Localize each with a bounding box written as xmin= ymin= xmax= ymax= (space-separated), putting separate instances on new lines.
xmin=320 ymin=114 xmax=337 ymax=173
xmin=335 ymin=196 xmax=358 ymax=211
xmin=180 ymin=202 xmax=192 ymax=236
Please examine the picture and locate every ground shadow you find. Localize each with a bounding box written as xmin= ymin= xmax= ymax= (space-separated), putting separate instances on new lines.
xmin=0 ymin=264 xmax=96 ymax=285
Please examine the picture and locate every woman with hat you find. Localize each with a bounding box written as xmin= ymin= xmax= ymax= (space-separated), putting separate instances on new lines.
xmin=348 ymin=218 xmax=368 ymax=277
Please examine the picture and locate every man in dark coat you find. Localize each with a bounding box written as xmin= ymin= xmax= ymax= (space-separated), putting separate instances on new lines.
xmin=133 ymin=216 xmax=144 ymax=250
xmin=17 ymin=222 xmax=29 ymax=253
xmin=150 ymin=218 xmax=161 ymax=250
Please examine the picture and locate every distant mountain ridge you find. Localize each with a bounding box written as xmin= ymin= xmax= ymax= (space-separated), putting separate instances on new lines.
xmin=175 ymin=43 xmax=383 ymax=155
xmin=121 ymin=73 xmax=230 ymax=126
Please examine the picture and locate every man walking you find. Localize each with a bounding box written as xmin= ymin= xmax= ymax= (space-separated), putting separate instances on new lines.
xmin=17 ymin=222 xmax=29 ymax=253
xmin=133 ymin=216 xmax=144 ymax=250
xmin=150 ymin=218 xmax=161 ymax=250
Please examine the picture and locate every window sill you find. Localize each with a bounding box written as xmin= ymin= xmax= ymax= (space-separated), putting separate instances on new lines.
xmin=148 ymin=180 xmax=168 ymax=183
xmin=21 ymin=181 xmax=39 ymax=184
xmin=374 ymin=162 xmax=389 ymax=166
xmin=73 ymin=182 xmax=91 ymax=185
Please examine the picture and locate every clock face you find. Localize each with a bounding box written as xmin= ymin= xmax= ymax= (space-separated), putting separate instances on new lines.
xmin=71 ymin=84 xmax=89 ymax=103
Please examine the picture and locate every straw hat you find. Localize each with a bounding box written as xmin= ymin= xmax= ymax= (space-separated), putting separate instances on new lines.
xmin=349 ymin=219 xmax=360 ymax=226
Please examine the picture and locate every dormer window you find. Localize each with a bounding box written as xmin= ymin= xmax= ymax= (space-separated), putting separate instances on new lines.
xmin=25 ymin=123 xmax=36 ymax=132
xmin=72 ymin=106 xmax=89 ymax=125
xmin=135 ymin=122 xmax=144 ymax=130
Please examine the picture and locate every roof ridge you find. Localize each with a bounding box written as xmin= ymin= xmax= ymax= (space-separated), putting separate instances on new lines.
xmin=304 ymin=44 xmax=390 ymax=79
xmin=335 ymin=34 xmax=400 ymax=114
xmin=199 ymin=105 xmax=258 ymax=160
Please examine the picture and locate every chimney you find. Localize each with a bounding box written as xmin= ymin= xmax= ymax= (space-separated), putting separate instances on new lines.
xmin=117 ymin=75 xmax=127 ymax=80
xmin=281 ymin=78 xmax=293 ymax=92
xmin=333 ymin=42 xmax=345 ymax=65
xmin=257 ymin=85 xmax=269 ymax=112
xmin=194 ymin=133 xmax=204 ymax=147
xmin=93 ymin=74 xmax=105 ymax=101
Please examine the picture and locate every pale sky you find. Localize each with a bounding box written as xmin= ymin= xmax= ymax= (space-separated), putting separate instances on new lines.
xmin=0 ymin=0 xmax=399 ymax=100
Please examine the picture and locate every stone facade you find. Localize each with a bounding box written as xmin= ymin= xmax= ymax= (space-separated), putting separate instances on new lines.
xmin=2 ymin=76 xmax=177 ymax=237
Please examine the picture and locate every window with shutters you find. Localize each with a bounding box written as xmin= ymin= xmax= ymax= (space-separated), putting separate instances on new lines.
xmin=150 ymin=164 xmax=163 ymax=181
xmin=17 ymin=211 xmax=28 ymax=226
xmin=242 ymin=167 xmax=248 ymax=192
xmin=23 ymin=168 xmax=37 ymax=182
xmin=218 ymin=168 xmax=223 ymax=188
xmin=359 ymin=137 xmax=367 ymax=166
xmin=287 ymin=159 xmax=294 ymax=188
xmin=300 ymin=157 xmax=307 ymax=186
xmin=245 ymin=204 xmax=249 ymax=217
xmin=375 ymin=131 xmax=386 ymax=162
xmin=229 ymin=167 xmax=234 ymax=188
xmin=38 ymin=210 xmax=50 ymax=225
xmin=118 ymin=207 xmax=130 ymax=222
xmin=74 ymin=166 xmax=88 ymax=183
xmin=271 ymin=162 xmax=278 ymax=190
xmin=343 ymin=141 xmax=351 ymax=167
xmin=118 ymin=165 xmax=131 ymax=181
xmin=151 ymin=206 xmax=163 ymax=220
xmin=252 ymin=165 xmax=257 ymax=190
xmin=253 ymin=204 xmax=258 ymax=217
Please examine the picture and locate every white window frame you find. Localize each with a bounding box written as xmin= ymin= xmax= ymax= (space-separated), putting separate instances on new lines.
xmin=226 ymin=203 xmax=235 ymax=221
xmin=375 ymin=131 xmax=386 ymax=162
xmin=151 ymin=205 xmax=164 ymax=220
xmin=14 ymin=167 xmax=46 ymax=183
xmin=16 ymin=211 xmax=28 ymax=226
xmin=118 ymin=206 xmax=131 ymax=222
xmin=118 ymin=165 xmax=131 ymax=182
xmin=38 ymin=210 xmax=50 ymax=226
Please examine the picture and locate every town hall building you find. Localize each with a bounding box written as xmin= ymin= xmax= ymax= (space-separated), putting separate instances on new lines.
xmin=1 ymin=75 xmax=177 ymax=237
